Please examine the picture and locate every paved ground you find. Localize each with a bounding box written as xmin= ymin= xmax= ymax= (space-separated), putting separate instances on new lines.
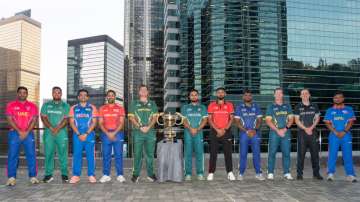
xmin=0 ymin=164 xmax=359 ymax=202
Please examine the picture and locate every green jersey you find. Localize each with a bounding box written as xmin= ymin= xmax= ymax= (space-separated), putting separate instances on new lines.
xmin=128 ymin=99 xmax=158 ymax=131
xmin=180 ymin=103 xmax=208 ymax=128
xmin=41 ymin=100 xmax=70 ymax=134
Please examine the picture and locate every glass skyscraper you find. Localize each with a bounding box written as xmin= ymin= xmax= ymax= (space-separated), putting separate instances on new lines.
xmin=67 ymin=35 xmax=124 ymax=107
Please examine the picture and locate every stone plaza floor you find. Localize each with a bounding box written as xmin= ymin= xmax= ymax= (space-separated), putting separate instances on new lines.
xmin=0 ymin=164 xmax=359 ymax=202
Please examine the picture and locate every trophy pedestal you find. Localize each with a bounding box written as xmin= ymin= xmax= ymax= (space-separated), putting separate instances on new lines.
xmin=156 ymin=139 xmax=183 ymax=183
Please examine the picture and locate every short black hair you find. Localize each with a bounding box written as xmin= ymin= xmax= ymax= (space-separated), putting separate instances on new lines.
xmin=52 ymin=86 xmax=62 ymax=92
xmin=17 ymin=86 xmax=28 ymax=93
xmin=188 ymin=89 xmax=199 ymax=96
xmin=215 ymin=87 xmax=226 ymax=92
xmin=334 ymin=90 xmax=344 ymax=97
xmin=243 ymin=88 xmax=252 ymax=94
xmin=106 ymin=89 xmax=116 ymax=96
xmin=77 ymin=89 xmax=89 ymax=96
xmin=274 ymin=87 xmax=283 ymax=94
xmin=139 ymin=84 xmax=148 ymax=90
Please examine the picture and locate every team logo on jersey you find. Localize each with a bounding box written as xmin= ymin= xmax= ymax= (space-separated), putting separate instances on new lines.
xmin=14 ymin=107 xmax=20 ymax=110
xmin=342 ymin=110 xmax=349 ymax=114
xmin=331 ymin=111 xmax=337 ymax=115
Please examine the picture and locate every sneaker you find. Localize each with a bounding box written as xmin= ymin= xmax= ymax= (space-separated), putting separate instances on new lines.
xmin=131 ymin=175 xmax=139 ymax=183
xmin=255 ymin=174 xmax=265 ymax=181
xmin=346 ymin=175 xmax=357 ymax=183
xmin=327 ymin=174 xmax=334 ymax=181
xmin=267 ymin=173 xmax=274 ymax=180
xmin=62 ymin=175 xmax=69 ymax=183
xmin=30 ymin=177 xmax=40 ymax=184
xmin=197 ymin=175 xmax=205 ymax=181
xmin=42 ymin=175 xmax=54 ymax=183
xmin=237 ymin=174 xmax=244 ymax=181
xmin=313 ymin=174 xmax=323 ymax=180
xmin=99 ymin=175 xmax=111 ymax=183
xmin=284 ymin=173 xmax=294 ymax=180
xmin=69 ymin=176 xmax=80 ymax=184
xmin=88 ymin=176 xmax=97 ymax=183
xmin=185 ymin=175 xmax=192 ymax=181
xmin=227 ymin=172 xmax=236 ymax=181
xmin=147 ymin=175 xmax=157 ymax=182
xmin=207 ymin=173 xmax=214 ymax=181
xmin=6 ymin=177 xmax=16 ymax=186
xmin=297 ymin=175 xmax=303 ymax=180
xmin=117 ymin=175 xmax=126 ymax=183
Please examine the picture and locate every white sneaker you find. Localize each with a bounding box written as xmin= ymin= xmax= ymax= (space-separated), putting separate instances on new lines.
xmin=255 ymin=174 xmax=265 ymax=181
xmin=267 ymin=173 xmax=274 ymax=180
xmin=227 ymin=172 xmax=236 ymax=181
xmin=237 ymin=174 xmax=244 ymax=181
xmin=30 ymin=177 xmax=40 ymax=184
xmin=185 ymin=175 xmax=192 ymax=181
xmin=117 ymin=175 xmax=126 ymax=183
xmin=99 ymin=175 xmax=112 ymax=183
xmin=284 ymin=173 xmax=294 ymax=180
xmin=346 ymin=175 xmax=357 ymax=183
xmin=327 ymin=173 xmax=335 ymax=181
xmin=207 ymin=173 xmax=214 ymax=181
xmin=6 ymin=177 xmax=16 ymax=186
xmin=197 ymin=175 xmax=205 ymax=181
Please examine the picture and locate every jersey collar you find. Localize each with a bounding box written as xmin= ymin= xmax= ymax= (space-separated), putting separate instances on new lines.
xmin=333 ymin=104 xmax=345 ymax=109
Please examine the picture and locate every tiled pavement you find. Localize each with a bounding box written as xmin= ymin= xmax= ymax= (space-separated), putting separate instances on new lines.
xmin=0 ymin=164 xmax=359 ymax=202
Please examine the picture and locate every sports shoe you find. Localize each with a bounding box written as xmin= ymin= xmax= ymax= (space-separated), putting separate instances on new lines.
xmin=42 ymin=175 xmax=54 ymax=183
xmin=30 ymin=177 xmax=40 ymax=184
xmin=237 ymin=174 xmax=244 ymax=181
xmin=99 ymin=175 xmax=111 ymax=183
xmin=267 ymin=173 xmax=274 ymax=180
xmin=327 ymin=174 xmax=334 ymax=181
xmin=255 ymin=174 xmax=265 ymax=181
xmin=185 ymin=175 xmax=192 ymax=181
xmin=117 ymin=175 xmax=126 ymax=183
xmin=147 ymin=175 xmax=157 ymax=182
xmin=62 ymin=175 xmax=69 ymax=183
xmin=297 ymin=175 xmax=303 ymax=180
xmin=131 ymin=175 xmax=139 ymax=183
xmin=6 ymin=177 xmax=16 ymax=186
xmin=69 ymin=176 xmax=80 ymax=184
xmin=227 ymin=172 xmax=236 ymax=181
xmin=313 ymin=174 xmax=323 ymax=180
xmin=284 ymin=173 xmax=294 ymax=180
xmin=197 ymin=175 xmax=205 ymax=181
xmin=88 ymin=176 xmax=97 ymax=183
xmin=346 ymin=175 xmax=357 ymax=183
xmin=207 ymin=173 xmax=214 ymax=181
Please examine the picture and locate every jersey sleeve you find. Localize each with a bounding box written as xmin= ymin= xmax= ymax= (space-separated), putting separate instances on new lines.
xmin=314 ymin=103 xmax=321 ymax=117
xmin=64 ymin=103 xmax=70 ymax=118
xmin=128 ymin=102 xmax=135 ymax=117
xmin=347 ymin=106 xmax=356 ymax=121
xmin=228 ymin=102 xmax=234 ymax=114
xmin=234 ymin=105 xmax=241 ymax=119
xmin=151 ymin=101 xmax=159 ymax=116
xmin=287 ymin=104 xmax=293 ymax=116
xmin=5 ymin=103 xmax=13 ymax=117
xmin=69 ymin=105 xmax=75 ymax=118
xmin=91 ymin=105 xmax=98 ymax=118
xmin=40 ymin=103 xmax=48 ymax=117
xmin=323 ymin=108 xmax=332 ymax=122
xmin=119 ymin=105 xmax=126 ymax=117
xmin=31 ymin=104 xmax=39 ymax=118
xmin=265 ymin=105 xmax=273 ymax=120
xmin=255 ymin=104 xmax=263 ymax=118
xmin=293 ymin=103 xmax=300 ymax=117
xmin=207 ymin=102 xmax=214 ymax=114
xmin=98 ymin=106 xmax=104 ymax=118
xmin=201 ymin=105 xmax=208 ymax=118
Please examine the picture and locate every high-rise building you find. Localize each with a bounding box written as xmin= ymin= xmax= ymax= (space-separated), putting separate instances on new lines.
xmin=124 ymin=0 xmax=164 ymax=109
xmin=67 ymin=35 xmax=124 ymax=107
xmin=0 ymin=11 xmax=41 ymax=153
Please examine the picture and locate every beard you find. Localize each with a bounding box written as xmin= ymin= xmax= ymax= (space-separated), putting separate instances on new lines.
xmin=217 ymin=97 xmax=225 ymax=100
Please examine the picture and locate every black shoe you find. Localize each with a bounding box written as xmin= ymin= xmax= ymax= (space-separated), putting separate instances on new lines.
xmin=313 ymin=175 xmax=323 ymax=180
xmin=147 ymin=175 xmax=157 ymax=182
xmin=42 ymin=175 xmax=54 ymax=183
xmin=62 ymin=175 xmax=69 ymax=183
xmin=297 ymin=175 xmax=303 ymax=180
xmin=131 ymin=175 xmax=139 ymax=183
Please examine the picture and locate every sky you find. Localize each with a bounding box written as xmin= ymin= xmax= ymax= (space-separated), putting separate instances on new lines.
xmin=0 ymin=0 xmax=125 ymax=100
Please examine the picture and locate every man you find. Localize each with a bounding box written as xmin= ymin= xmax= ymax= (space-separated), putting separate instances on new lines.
xmin=265 ymin=88 xmax=294 ymax=180
xmin=128 ymin=85 xmax=158 ymax=183
xmin=69 ymin=89 xmax=98 ymax=184
xmin=5 ymin=86 xmax=40 ymax=186
xmin=294 ymin=89 xmax=323 ymax=180
xmin=181 ymin=89 xmax=208 ymax=181
xmin=41 ymin=86 xmax=70 ymax=183
xmin=324 ymin=91 xmax=357 ymax=182
xmin=234 ymin=89 xmax=265 ymax=181
xmin=207 ymin=87 xmax=235 ymax=181
xmin=98 ymin=90 xmax=126 ymax=183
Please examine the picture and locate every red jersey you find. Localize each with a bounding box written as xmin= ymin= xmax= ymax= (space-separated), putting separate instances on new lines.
xmin=208 ymin=101 xmax=234 ymax=129
xmin=6 ymin=100 xmax=38 ymax=131
xmin=99 ymin=104 xmax=125 ymax=130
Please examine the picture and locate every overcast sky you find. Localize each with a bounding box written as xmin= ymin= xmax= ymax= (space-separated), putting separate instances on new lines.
xmin=0 ymin=0 xmax=125 ymax=100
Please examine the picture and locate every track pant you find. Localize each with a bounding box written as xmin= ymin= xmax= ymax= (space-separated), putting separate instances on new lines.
xmin=267 ymin=131 xmax=291 ymax=174
xmin=101 ymin=132 xmax=124 ymax=176
xmin=209 ymin=129 xmax=233 ymax=173
xmin=132 ymin=130 xmax=156 ymax=177
xmin=296 ymin=131 xmax=320 ymax=177
xmin=184 ymin=130 xmax=204 ymax=176
xmin=72 ymin=132 xmax=95 ymax=176
xmin=239 ymin=132 xmax=261 ymax=175
xmin=328 ymin=133 xmax=355 ymax=176
xmin=44 ymin=131 xmax=68 ymax=176
xmin=7 ymin=130 xmax=37 ymax=178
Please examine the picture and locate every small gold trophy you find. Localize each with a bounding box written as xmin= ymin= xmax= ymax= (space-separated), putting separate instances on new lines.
xmin=157 ymin=112 xmax=184 ymax=142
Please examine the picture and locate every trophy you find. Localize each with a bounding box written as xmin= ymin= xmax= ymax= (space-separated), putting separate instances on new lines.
xmin=157 ymin=112 xmax=184 ymax=142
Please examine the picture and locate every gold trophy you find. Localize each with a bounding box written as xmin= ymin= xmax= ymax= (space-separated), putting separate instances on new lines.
xmin=157 ymin=112 xmax=184 ymax=142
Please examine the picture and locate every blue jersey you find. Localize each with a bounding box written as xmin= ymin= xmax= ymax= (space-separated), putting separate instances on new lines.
xmin=324 ymin=105 xmax=356 ymax=132
xmin=235 ymin=102 xmax=262 ymax=130
xmin=69 ymin=103 xmax=98 ymax=134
